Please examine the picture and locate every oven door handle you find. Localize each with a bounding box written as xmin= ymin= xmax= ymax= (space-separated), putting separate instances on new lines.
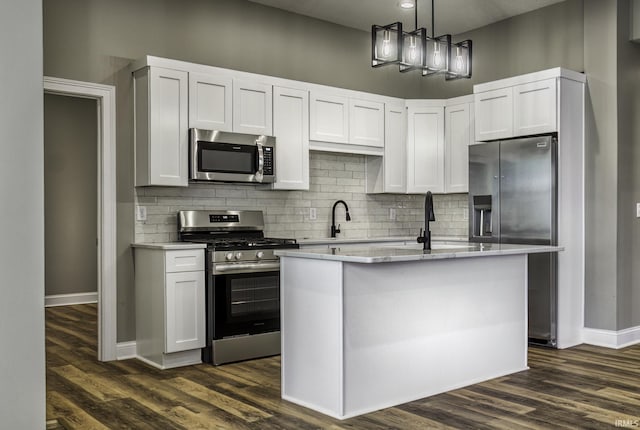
xmin=214 ymin=261 xmax=280 ymax=274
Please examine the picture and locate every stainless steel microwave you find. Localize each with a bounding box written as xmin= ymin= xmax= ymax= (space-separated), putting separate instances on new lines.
xmin=189 ymin=129 xmax=275 ymax=183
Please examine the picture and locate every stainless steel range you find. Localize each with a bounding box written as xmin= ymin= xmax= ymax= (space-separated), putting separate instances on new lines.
xmin=178 ymin=210 xmax=298 ymax=365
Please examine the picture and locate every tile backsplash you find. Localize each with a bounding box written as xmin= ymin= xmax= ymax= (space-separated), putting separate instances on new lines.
xmin=134 ymin=152 xmax=468 ymax=243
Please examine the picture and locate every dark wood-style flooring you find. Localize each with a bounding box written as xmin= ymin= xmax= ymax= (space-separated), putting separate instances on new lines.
xmin=46 ymin=304 xmax=640 ymax=429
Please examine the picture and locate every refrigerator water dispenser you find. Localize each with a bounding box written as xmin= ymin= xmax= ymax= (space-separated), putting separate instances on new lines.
xmin=472 ymin=195 xmax=493 ymax=238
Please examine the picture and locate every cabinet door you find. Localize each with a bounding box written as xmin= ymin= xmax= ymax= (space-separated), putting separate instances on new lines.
xmin=233 ymin=80 xmax=273 ymax=135
xmin=513 ymin=78 xmax=557 ymax=136
xmin=309 ymin=92 xmax=349 ymax=143
xmin=272 ymin=86 xmax=309 ymax=190
xmin=474 ymin=87 xmax=513 ymax=141
xmin=445 ymin=102 xmax=473 ymax=193
xmin=406 ymin=105 xmax=445 ymax=193
xmin=188 ymin=73 xmax=232 ymax=131
xmin=384 ymin=102 xmax=406 ymax=193
xmin=165 ymin=271 xmax=205 ymax=353
xmin=349 ymin=99 xmax=384 ymax=147
xmin=147 ymin=67 xmax=188 ymax=187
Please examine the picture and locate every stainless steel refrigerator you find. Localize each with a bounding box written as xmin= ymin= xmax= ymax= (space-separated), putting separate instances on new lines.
xmin=468 ymin=135 xmax=557 ymax=347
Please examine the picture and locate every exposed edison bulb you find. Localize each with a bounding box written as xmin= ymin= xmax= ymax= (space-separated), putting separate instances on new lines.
xmin=409 ymin=36 xmax=417 ymax=62
xmin=433 ymin=41 xmax=442 ymax=67
xmin=455 ymin=46 xmax=463 ymax=71
xmin=382 ymin=30 xmax=392 ymax=57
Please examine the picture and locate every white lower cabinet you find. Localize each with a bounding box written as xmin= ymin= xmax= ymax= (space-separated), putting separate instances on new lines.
xmin=134 ymin=246 xmax=205 ymax=369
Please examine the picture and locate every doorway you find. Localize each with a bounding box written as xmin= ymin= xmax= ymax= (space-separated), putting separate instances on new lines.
xmin=45 ymin=94 xmax=98 ymax=305
xmin=44 ymin=77 xmax=117 ymax=361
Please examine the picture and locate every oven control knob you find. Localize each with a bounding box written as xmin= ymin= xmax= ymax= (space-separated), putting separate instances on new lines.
xmin=234 ymin=252 xmax=243 ymax=260
xmin=256 ymin=251 xmax=264 ymax=259
xmin=225 ymin=252 xmax=234 ymax=261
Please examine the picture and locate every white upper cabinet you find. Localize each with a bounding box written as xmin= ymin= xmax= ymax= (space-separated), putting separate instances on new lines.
xmin=382 ymin=102 xmax=407 ymax=193
xmin=445 ymin=98 xmax=473 ymax=194
xmin=349 ymin=99 xmax=384 ymax=148
xmin=270 ymin=86 xmax=309 ymax=190
xmin=512 ymin=78 xmax=557 ymax=136
xmin=188 ymin=73 xmax=232 ymax=131
xmin=134 ymin=66 xmax=188 ymax=187
xmin=309 ymin=92 xmax=349 ymax=143
xmin=365 ymin=101 xmax=406 ymax=194
xmin=474 ymin=72 xmax=561 ymax=141
xmin=406 ymin=102 xmax=445 ymax=194
xmin=474 ymin=87 xmax=513 ymax=141
xmin=233 ymin=80 xmax=273 ymax=135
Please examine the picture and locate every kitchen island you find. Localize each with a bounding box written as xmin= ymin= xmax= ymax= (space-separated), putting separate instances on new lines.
xmin=275 ymin=242 xmax=562 ymax=419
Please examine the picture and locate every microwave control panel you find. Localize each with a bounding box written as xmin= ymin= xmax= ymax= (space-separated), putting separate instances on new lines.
xmin=263 ymin=147 xmax=274 ymax=176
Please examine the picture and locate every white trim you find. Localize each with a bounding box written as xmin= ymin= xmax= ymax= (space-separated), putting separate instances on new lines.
xmin=44 ymin=292 xmax=98 ymax=307
xmin=117 ymin=341 xmax=137 ymax=360
xmin=583 ymin=326 xmax=640 ymax=349
xmin=44 ymin=77 xmax=117 ymax=362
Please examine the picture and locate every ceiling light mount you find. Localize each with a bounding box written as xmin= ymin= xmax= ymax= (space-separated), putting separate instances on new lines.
xmin=371 ymin=0 xmax=472 ymax=80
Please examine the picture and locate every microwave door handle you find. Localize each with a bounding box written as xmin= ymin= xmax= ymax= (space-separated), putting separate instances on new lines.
xmin=256 ymin=140 xmax=264 ymax=181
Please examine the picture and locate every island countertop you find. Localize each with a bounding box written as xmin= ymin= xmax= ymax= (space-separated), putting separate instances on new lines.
xmin=275 ymin=241 xmax=562 ymax=263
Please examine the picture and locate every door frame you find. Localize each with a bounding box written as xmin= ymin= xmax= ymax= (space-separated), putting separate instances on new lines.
xmin=44 ymin=76 xmax=117 ymax=361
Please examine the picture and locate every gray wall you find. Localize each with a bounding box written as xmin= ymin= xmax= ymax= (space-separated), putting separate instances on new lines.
xmin=0 ymin=0 xmax=46 ymax=427
xmin=416 ymin=0 xmax=585 ymax=99
xmin=44 ymin=94 xmax=98 ymax=297
xmin=583 ymin=0 xmax=619 ymax=331
xmin=615 ymin=0 xmax=640 ymax=329
xmin=583 ymin=0 xmax=640 ymax=331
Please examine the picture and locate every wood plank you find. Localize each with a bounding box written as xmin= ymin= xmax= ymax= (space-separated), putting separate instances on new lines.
xmin=166 ymin=376 xmax=272 ymax=423
xmin=47 ymin=391 xmax=110 ymax=430
xmin=51 ymin=365 xmax=127 ymax=402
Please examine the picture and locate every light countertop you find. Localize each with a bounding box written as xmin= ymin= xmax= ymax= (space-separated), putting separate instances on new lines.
xmin=296 ymin=236 xmax=465 ymax=246
xmin=275 ymin=242 xmax=563 ymax=263
xmin=131 ymin=242 xmax=207 ymax=250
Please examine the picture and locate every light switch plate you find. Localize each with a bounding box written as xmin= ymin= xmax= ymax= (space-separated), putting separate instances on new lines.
xmin=309 ymin=207 xmax=317 ymax=220
xmin=136 ymin=205 xmax=147 ymax=222
xmin=390 ymin=208 xmax=397 ymax=220
xmin=637 ymin=203 xmax=640 ymax=218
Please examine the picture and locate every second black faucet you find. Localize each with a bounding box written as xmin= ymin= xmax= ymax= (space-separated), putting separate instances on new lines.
xmin=417 ymin=191 xmax=435 ymax=251
xmin=331 ymin=200 xmax=351 ymax=238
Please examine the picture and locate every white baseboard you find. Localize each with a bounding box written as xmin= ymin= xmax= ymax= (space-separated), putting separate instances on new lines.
xmin=116 ymin=341 xmax=137 ymax=360
xmin=45 ymin=292 xmax=98 ymax=307
xmin=583 ymin=326 xmax=640 ymax=349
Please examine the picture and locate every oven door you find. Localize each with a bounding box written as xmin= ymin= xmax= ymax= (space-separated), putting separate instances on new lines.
xmin=212 ymin=270 xmax=280 ymax=339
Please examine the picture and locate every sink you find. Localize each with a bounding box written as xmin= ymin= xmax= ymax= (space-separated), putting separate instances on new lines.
xmin=402 ymin=242 xmax=476 ymax=251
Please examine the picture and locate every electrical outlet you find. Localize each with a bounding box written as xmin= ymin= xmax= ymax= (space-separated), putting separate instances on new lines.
xmin=389 ymin=208 xmax=397 ymax=220
xmin=136 ymin=205 xmax=147 ymax=222
xmin=637 ymin=203 xmax=640 ymax=218
xmin=309 ymin=207 xmax=317 ymax=220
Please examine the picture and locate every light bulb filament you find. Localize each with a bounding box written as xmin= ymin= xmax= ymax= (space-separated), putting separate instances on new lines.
xmin=382 ymin=30 xmax=392 ymax=57
xmin=433 ymin=41 xmax=442 ymax=67
xmin=455 ymin=46 xmax=463 ymax=71
xmin=409 ymin=36 xmax=417 ymax=62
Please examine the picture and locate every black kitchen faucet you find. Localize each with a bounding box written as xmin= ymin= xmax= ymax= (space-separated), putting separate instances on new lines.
xmin=331 ymin=200 xmax=351 ymax=238
xmin=417 ymin=191 xmax=435 ymax=251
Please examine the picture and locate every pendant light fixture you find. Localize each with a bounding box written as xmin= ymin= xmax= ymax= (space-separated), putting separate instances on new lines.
xmin=370 ymin=0 xmax=472 ymax=80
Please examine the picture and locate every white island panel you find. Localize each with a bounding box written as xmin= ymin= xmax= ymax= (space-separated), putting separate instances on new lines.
xmin=342 ymin=256 xmax=527 ymax=417
xmin=281 ymin=258 xmax=345 ymax=417
xmin=280 ymin=253 xmax=530 ymax=420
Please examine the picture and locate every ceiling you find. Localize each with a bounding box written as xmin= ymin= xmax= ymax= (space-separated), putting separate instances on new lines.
xmin=248 ymin=0 xmax=566 ymax=35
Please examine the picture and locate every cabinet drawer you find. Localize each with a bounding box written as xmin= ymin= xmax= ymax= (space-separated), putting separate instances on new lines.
xmin=165 ymin=249 xmax=204 ymax=273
